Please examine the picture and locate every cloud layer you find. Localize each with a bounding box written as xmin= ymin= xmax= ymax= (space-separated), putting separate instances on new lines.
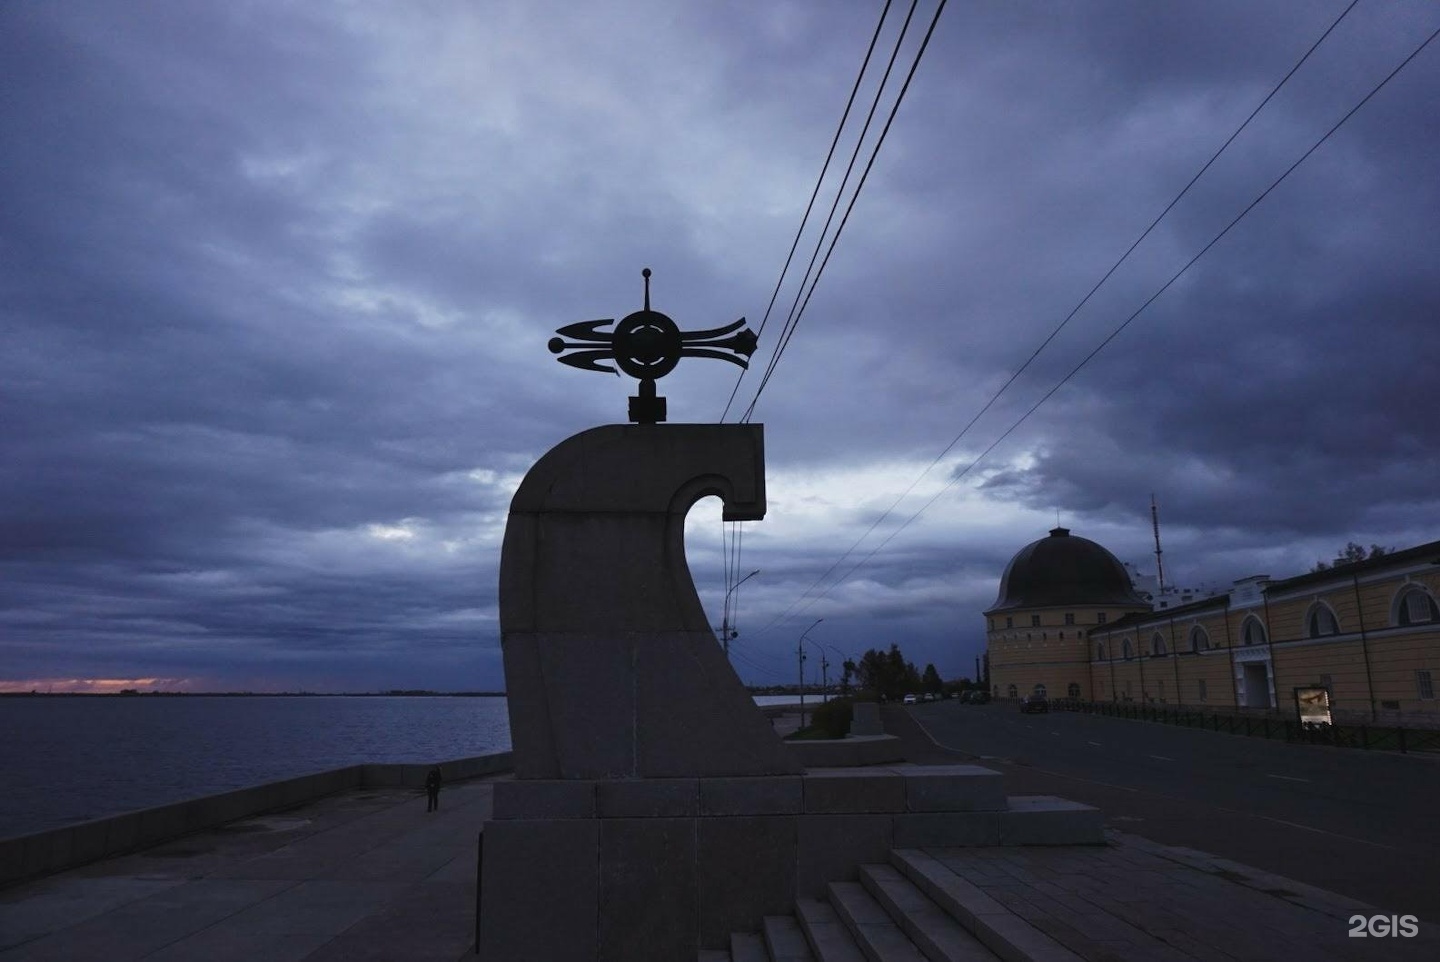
xmin=3 ymin=1 xmax=1437 ymax=690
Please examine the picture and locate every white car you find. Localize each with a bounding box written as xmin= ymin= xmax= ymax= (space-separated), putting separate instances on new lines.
xmin=902 ymin=693 xmax=918 ymax=705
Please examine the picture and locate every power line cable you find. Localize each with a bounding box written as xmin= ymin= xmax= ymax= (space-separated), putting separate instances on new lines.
xmin=755 ymin=15 xmax=1440 ymax=637
xmin=719 ymin=0 xmax=897 ymax=423
xmin=751 ymin=0 xmax=1364 ymax=633
xmin=739 ymin=0 xmax=924 ymax=421
xmin=719 ymin=0 xmax=898 ymax=633
xmin=741 ymin=0 xmax=948 ymax=424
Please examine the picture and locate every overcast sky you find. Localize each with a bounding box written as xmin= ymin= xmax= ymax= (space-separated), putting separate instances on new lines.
xmin=4 ymin=1 xmax=1437 ymax=693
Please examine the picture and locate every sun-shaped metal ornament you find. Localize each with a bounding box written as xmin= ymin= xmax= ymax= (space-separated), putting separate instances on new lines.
xmin=548 ymin=269 xmax=759 ymax=424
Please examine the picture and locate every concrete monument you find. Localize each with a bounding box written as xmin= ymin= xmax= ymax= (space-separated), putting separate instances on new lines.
xmin=479 ymin=272 xmax=1102 ymax=960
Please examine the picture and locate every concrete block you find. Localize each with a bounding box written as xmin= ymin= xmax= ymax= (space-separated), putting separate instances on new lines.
xmin=892 ymin=812 xmax=1004 ymax=848
xmin=599 ymin=818 xmax=698 ymax=962
xmin=635 ymin=632 xmax=802 ymax=778
xmin=1001 ymin=797 xmax=1104 ymax=845
xmin=901 ymin=765 xmax=1007 ymax=813
xmin=851 ymin=701 xmax=884 ymax=736
xmin=802 ymin=769 xmax=907 ymax=813
xmin=479 ymin=818 xmax=599 ymax=962
xmin=797 ymin=814 xmax=892 ymax=898
xmin=597 ymin=779 xmax=698 ymax=817
xmin=788 ymin=734 xmax=904 ymax=768
xmin=47 ymin=828 xmax=74 ymax=878
xmin=105 ymin=812 xmax=141 ymax=856
xmin=699 ymin=776 xmax=803 ymax=816
xmin=499 ymin=425 xmax=803 ymax=780
xmin=796 ymin=897 xmax=866 ymax=962
xmin=762 ymin=915 xmax=813 ymax=961
xmin=70 ymin=819 xmax=109 ymax=867
xmin=0 ymin=836 xmax=24 ymax=886
xmin=697 ymin=816 xmax=797 ymax=947
xmin=531 ymin=632 xmax=645 ymax=778
xmin=493 ymin=779 xmax=596 ymax=819
xmin=730 ymin=932 xmax=769 ymax=962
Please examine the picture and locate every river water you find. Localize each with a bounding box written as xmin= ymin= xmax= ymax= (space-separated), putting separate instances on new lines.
xmin=0 ymin=694 xmax=827 ymax=838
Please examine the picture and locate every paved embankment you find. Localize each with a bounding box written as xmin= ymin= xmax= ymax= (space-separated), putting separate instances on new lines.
xmin=0 ymin=754 xmax=511 ymax=890
xmin=0 ymin=774 xmax=503 ymax=961
xmin=7 ymin=714 xmax=1436 ymax=960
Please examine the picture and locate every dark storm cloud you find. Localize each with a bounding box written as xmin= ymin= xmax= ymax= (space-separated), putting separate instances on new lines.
xmin=2 ymin=1 xmax=1437 ymax=689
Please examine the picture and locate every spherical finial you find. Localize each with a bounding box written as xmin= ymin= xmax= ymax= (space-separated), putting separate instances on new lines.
xmin=642 ymin=268 xmax=651 ymax=279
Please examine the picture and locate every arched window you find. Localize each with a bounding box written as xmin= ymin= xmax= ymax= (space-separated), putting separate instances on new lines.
xmin=1033 ymin=683 xmax=1047 ymax=698
xmin=1067 ymin=682 xmax=1081 ymax=699
xmin=1152 ymin=632 xmax=1167 ymax=657
xmin=1306 ymin=603 xmax=1339 ymax=638
xmin=1189 ymin=625 xmax=1209 ymax=653
xmin=1122 ymin=638 xmax=1134 ymax=660
xmin=1241 ymin=616 xmax=1267 ymax=646
xmin=1007 ymin=684 xmax=1018 ymax=699
xmin=1394 ymin=586 xmax=1440 ymax=626
xmin=1096 ymin=641 xmax=1106 ymax=661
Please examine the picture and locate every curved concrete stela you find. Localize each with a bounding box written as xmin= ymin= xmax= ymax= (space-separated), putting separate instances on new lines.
xmin=498 ymin=423 xmax=802 ymax=779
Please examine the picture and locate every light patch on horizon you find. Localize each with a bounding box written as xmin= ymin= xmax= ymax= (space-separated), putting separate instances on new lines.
xmin=0 ymin=678 xmax=196 ymax=694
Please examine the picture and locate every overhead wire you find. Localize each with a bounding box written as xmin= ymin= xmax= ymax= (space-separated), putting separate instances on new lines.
xmin=718 ymin=0 xmax=897 ymax=424
xmin=719 ymin=0 xmax=921 ymax=652
xmin=740 ymin=0 xmax=948 ymax=424
xmin=755 ymin=11 xmax=1439 ymax=639
xmin=738 ymin=0 xmax=924 ymax=422
xmin=749 ymin=0 xmax=1363 ymax=635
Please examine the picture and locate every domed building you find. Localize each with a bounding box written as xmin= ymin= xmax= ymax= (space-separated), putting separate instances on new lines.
xmin=985 ymin=527 xmax=1150 ymax=701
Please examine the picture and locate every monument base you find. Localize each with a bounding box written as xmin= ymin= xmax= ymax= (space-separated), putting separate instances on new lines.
xmin=477 ymin=765 xmax=1101 ymax=961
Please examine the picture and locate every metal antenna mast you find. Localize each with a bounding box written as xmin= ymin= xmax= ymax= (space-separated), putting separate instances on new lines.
xmin=1151 ymin=494 xmax=1167 ymax=594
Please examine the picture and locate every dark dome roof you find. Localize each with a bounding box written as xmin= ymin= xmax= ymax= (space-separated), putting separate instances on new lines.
xmin=988 ymin=527 xmax=1148 ymax=613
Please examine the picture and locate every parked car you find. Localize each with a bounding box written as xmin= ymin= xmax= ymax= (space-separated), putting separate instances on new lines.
xmin=1019 ymin=694 xmax=1050 ymax=714
xmin=903 ymin=693 xmax=918 ymax=705
xmin=965 ymin=691 xmax=991 ymax=704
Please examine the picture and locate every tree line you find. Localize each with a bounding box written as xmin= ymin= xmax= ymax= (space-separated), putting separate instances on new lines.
xmin=840 ymin=643 xmax=975 ymax=701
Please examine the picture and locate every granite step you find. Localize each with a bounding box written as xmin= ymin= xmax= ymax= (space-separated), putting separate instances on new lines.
xmin=888 ymin=849 xmax=1083 ymax=962
xmin=764 ymin=914 xmax=817 ymax=961
xmin=796 ymin=898 xmax=867 ymax=962
xmin=731 ymin=930 xmax=770 ymax=962
xmin=828 ymin=881 xmax=930 ymax=962
xmin=859 ymin=863 xmax=999 ymax=961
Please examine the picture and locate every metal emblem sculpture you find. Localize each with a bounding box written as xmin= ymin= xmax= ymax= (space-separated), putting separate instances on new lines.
xmin=548 ymin=268 xmax=759 ymax=424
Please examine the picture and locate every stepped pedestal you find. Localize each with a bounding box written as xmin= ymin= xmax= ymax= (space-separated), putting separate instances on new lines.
xmin=478 ymin=765 xmax=1100 ymax=960
xmin=483 ymin=422 xmax=1105 ymax=961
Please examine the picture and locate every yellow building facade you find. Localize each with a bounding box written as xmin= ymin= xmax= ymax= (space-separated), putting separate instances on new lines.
xmin=984 ymin=527 xmax=1151 ymax=703
xmin=987 ymin=532 xmax=1440 ymax=726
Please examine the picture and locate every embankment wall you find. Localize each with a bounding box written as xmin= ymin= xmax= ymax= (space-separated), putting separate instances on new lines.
xmin=0 ymin=751 xmax=513 ymax=888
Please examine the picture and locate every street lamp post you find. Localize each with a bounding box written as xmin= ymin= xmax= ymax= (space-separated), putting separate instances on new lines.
xmin=719 ymin=569 xmax=760 ymax=659
xmin=823 ymin=643 xmax=851 ymax=695
xmin=798 ymin=618 xmax=823 ymax=729
xmin=804 ymin=637 xmax=829 ymax=700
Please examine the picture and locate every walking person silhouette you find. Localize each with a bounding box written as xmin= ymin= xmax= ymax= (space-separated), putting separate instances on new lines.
xmin=425 ymin=766 xmax=442 ymax=812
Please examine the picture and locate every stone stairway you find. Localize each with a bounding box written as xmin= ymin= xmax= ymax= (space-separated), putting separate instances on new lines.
xmin=701 ymin=848 xmax=1081 ymax=962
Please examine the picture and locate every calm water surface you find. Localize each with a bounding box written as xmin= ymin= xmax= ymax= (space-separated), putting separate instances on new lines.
xmin=0 ymin=696 xmax=511 ymax=839
xmin=1 ymin=693 xmax=823 ymax=839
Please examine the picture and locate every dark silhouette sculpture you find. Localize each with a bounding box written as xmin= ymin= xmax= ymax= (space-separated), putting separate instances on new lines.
xmin=425 ymin=766 xmax=442 ymax=812
xmin=547 ymin=268 xmax=759 ymax=423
